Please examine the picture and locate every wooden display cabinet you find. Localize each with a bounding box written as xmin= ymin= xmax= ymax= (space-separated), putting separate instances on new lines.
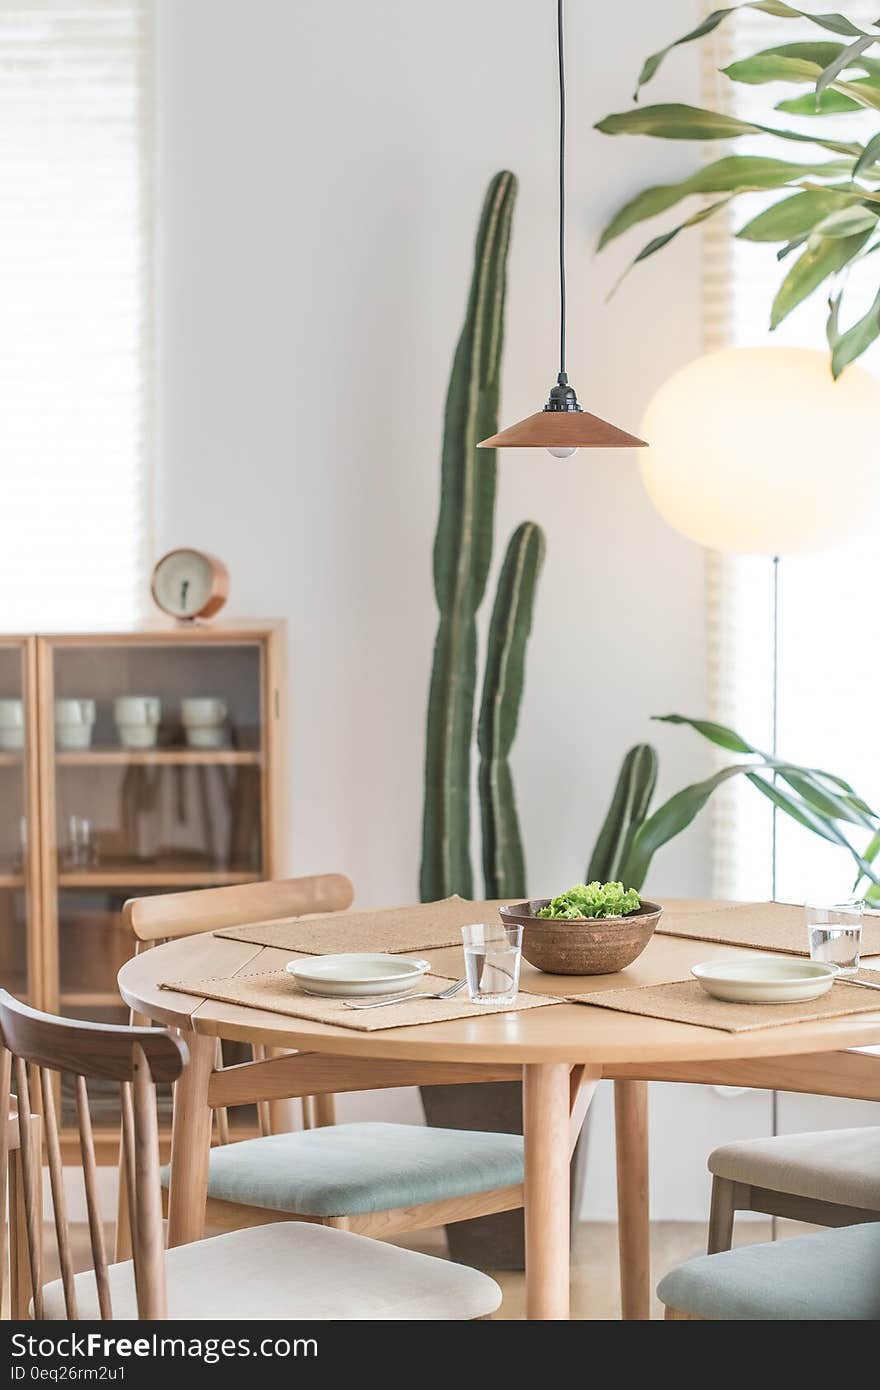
xmin=0 ymin=622 xmax=285 ymax=1159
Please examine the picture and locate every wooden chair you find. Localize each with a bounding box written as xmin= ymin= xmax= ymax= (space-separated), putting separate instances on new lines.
xmin=706 ymin=1126 xmax=880 ymax=1255
xmin=120 ymin=876 xmax=593 ymax=1249
xmin=0 ymin=990 xmax=502 ymax=1320
xmin=659 ymin=1222 xmax=880 ymax=1320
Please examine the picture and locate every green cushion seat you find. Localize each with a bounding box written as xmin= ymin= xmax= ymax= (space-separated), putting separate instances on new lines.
xmin=657 ymin=1222 xmax=880 ymax=1320
xmin=161 ymin=1122 xmax=524 ymax=1218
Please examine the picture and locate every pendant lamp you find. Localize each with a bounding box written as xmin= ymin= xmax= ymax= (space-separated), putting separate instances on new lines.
xmin=478 ymin=0 xmax=646 ymax=457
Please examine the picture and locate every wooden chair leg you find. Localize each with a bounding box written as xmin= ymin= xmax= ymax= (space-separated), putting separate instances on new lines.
xmin=115 ymin=1145 xmax=133 ymax=1261
xmin=9 ymin=1119 xmax=41 ymax=1321
xmin=665 ymin=1304 xmax=701 ymax=1319
xmin=707 ymin=1175 xmax=737 ymax=1254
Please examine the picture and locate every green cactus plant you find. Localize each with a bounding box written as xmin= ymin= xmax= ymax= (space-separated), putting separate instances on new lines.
xmin=587 ymin=743 xmax=658 ymax=886
xmin=478 ymin=522 xmax=546 ymax=899
xmin=420 ymin=170 xmax=518 ymax=902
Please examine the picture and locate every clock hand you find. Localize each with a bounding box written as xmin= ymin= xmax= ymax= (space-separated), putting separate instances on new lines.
xmin=180 ymin=578 xmax=189 ymax=612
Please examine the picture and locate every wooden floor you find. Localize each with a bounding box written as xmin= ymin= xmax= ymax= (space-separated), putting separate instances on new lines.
xmin=401 ymin=1218 xmax=815 ymax=1319
xmin=47 ymin=1219 xmax=812 ymax=1320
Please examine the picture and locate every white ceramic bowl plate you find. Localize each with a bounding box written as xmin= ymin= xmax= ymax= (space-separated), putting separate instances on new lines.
xmin=691 ymin=956 xmax=837 ymax=1005
xmin=285 ymin=953 xmax=431 ymax=998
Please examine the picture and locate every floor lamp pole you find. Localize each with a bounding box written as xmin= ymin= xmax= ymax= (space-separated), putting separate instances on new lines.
xmin=770 ymin=553 xmax=781 ymax=1235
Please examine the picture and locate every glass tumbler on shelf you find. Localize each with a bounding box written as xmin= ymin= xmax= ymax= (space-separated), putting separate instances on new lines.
xmin=462 ymin=921 xmax=523 ymax=1004
xmin=61 ymin=815 xmax=99 ymax=872
xmin=805 ymin=899 xmax=863 ymax=977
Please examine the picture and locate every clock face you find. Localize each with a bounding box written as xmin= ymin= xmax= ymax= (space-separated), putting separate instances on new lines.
xmin=151 ymin=549 xmax=228 ymax=620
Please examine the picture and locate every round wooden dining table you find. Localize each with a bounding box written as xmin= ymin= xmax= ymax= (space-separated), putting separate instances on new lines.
xmin=118 ymin=898 xmax=880 ymax=1321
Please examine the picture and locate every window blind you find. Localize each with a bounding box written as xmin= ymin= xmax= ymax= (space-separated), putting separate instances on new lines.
xmin=702 ymin=2 xmax=880 ymax=904
xmin=0 ymin=0 xmax=152 ymax=630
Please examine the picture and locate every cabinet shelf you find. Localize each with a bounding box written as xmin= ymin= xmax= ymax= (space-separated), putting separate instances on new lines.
xmin=0 ymin=752 xmax=22 ymax=767
xmin=56 ymin=748 xmax=262 ymax=766
xmin=57 ymin=869 xmax=263 ymax=888
xmin=0 ymin=873 xmax=24 ymax=889
xmin=61 ymin=990 xmax=124 ymax=1008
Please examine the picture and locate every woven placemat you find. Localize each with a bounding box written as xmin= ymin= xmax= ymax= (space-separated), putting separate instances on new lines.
xmin=213 ymin=895 xmax=496 ymax=956
xmin=162 ymin=970 xmax=561 ymax=1032
xmin=657 ymin=902 xmax=880 ymax=958
xmin=568 ymin=966 xmax=880 ymax=1033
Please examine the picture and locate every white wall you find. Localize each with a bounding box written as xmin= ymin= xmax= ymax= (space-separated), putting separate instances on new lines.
xmin=153 ymin=0 xmax=877 ymax=1224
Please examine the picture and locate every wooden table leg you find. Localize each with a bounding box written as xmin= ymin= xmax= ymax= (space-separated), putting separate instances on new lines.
xmin=614 ymin=1078 xmax=650 ymax=1320
xmin=167 ymin=1029 xmax=216 ymax=1248
xmin=523 ymin=1062 xmax=570 ymax=1320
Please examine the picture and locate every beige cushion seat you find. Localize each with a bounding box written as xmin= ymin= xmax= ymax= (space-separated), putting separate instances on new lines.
xmin=709 ymin=1126 xmax=880 ymax=1209
xmin=40 ymin=1221 xmax=502 ymax=1321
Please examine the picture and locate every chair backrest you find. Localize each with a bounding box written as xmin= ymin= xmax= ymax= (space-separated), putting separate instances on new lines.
xmin=123 ymin=873 xmax=354 ymax=943
xmin=0 ymin=991 xmax=187 ymax=1320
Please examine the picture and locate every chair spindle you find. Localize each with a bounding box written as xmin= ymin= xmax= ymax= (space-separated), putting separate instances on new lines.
xmin=75 ymin=1075 xmax=112 ymax=1320
xmin=39 ymin=1066 xmax=77 ymax=1319
xmin=13 ymin=1058 xmax=42 ymax=1319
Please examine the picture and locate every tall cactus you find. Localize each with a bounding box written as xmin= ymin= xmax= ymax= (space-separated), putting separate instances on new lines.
xmin=478 ymin=522 xmax=545 ymax=899
xmin=420 ymin=171 xmax=518 ymax=901
xmin=588 ymin=743 xmax=658 ymax=887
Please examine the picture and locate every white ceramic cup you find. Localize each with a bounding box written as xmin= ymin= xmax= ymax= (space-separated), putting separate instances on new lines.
xmin=0 ymin=699 xmax=24 ymax=750
xmin=54 ymin=698 xmax=96 ymax=751
xmin=114 ymin=695 xmax=161 ymax=750
xmin=181 ymin=696 xmax=227 ymax=749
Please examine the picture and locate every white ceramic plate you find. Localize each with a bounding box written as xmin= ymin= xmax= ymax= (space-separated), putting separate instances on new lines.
xmin=285 ymin=953 xmax=431 ymax=998
xmin=691 ymin=956 xmax=837 ymax=1005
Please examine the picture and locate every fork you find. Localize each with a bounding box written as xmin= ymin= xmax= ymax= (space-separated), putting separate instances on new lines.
xmin=343 ymin=977 xmax=467 ymax=1010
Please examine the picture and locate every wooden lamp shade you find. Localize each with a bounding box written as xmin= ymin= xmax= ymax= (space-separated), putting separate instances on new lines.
xmin=478 ymin=409 xmax=647 ymax=450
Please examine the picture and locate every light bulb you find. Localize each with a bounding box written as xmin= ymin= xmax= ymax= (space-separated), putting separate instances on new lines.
xmin=546 ymin=446 xmax=578 ymax=459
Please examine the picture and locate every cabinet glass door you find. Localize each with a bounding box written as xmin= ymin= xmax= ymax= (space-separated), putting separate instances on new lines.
xmin=0 ymin=640 xmax=39 ymax=1005
xmin=40 ymin=636 xmax=269 ymax=1132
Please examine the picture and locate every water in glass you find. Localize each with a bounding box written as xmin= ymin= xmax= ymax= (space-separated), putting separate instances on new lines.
xmin=806 ymin=900 xmax=863 ymax=977
xmin=461 ymin=922 xmax=522 ymax=1004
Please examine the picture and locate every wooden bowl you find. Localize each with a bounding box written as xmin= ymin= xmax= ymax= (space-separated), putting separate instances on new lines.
xmin=499 ymin=899 xmax=663 ymax=975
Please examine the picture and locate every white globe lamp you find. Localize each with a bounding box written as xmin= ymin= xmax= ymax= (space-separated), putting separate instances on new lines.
xmin=639 ymin=346 xmax=880 ymax=556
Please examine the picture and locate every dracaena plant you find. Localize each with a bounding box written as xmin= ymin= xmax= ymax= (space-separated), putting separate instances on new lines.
xmin=591 ymin=715 xmax=880 ymax=899
xmin=596 ymin=3 xmax=880 ymax=376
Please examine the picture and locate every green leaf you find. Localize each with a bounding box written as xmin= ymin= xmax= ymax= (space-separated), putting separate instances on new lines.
xmin=635 ymin=5 xmax=880 ymax=99
xmin=654 ymin=713 xmax=878 ymax=823
xmin=654 ymin=713 xmax=753 ymax=754
xmin=811 ymin=205 xmax=878 ymax=237
xmin=828 ymin=285 xmax=880 ymax=376
xmin=745 ymin=773 xmax=842 ymax=844
xmin=778 ymin=769 xmax=874 ymax=829
xmin=818 ymin=33 xmax=877 ymax=96
xmin=736 ymin=189 xmax=858 ymax=242
xmin=595 ymin=104 xmax=861 ymax=158
xmin=777 ymin=87 xmax=862 ymax=114
xmin=853 ymin=829 xmax=880 ymax=894
xmin=620 ymin=763 xmax=757 ymax=889
xmin=610 ymin=198 xmax=732 ymax=292
xmin=596 ymin=105 xmax=760 ymax=140
xmin=599 ymin=156 xmax=851 ymax=250
xmin=770 ymin=229 xmax=871 ymax=326
xmin=724 ymin=52 xmax=826 ymax=85
xmin=854 ymin=130 xmax=880 ymax=178
xmin=748 ymin=774 xmax=880 ymax=884
xmin=722 ymin=48 xmax=880 ymax=111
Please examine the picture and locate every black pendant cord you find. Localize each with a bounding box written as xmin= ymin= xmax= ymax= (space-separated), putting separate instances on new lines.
xmin=557 ymin=0 xmax=567 ymax=381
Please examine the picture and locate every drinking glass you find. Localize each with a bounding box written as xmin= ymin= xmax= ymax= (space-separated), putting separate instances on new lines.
xmin=62 ymin=815 xmax=99 ymax=871
xmin=462 ymin=922 xmax=522 ymax=1004
xmin=806 ymin=899 xmax=863 ymax=977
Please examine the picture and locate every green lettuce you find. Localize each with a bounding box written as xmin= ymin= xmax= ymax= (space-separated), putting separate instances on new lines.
xmin=537 ymin=881 xmax=641 ymax=920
